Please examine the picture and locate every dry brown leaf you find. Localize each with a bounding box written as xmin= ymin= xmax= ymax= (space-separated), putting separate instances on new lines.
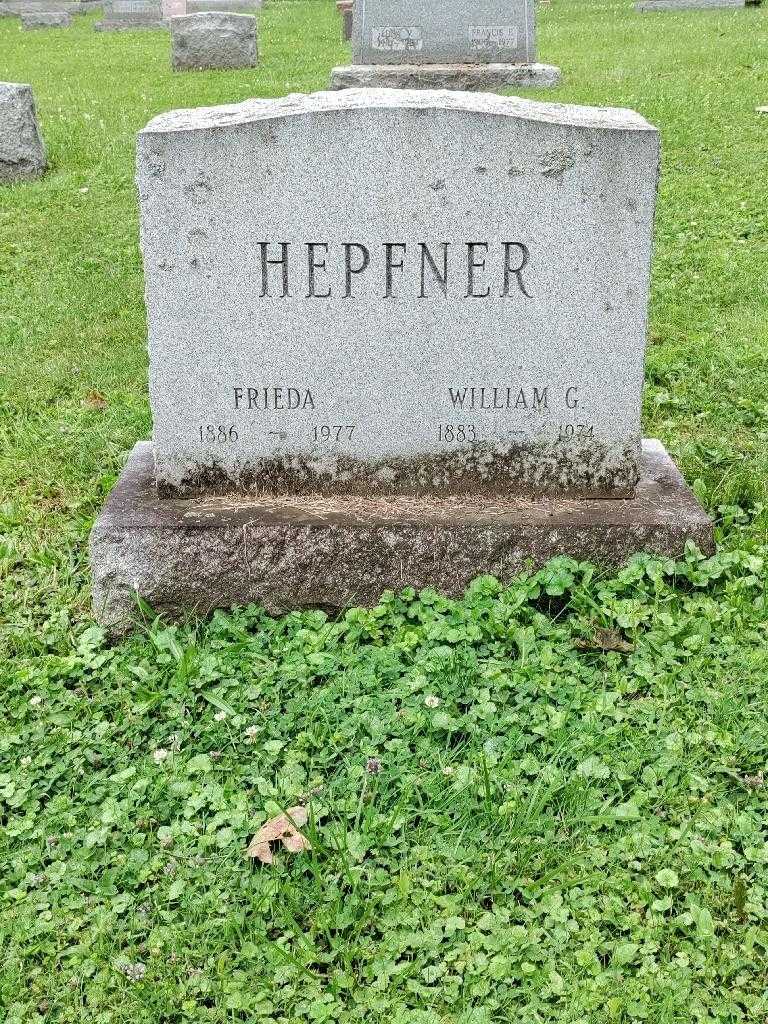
xmin=83 ymin=391 xmax=108 ymax=412
xmin=246 ymin=805 xmax=310 ymax=863
xmin=575 ymin=628 xmax=635 ymax=654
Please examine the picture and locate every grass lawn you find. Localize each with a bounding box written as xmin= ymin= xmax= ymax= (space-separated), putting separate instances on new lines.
xmin=2 ymin=0 xmax=768 ymax=1020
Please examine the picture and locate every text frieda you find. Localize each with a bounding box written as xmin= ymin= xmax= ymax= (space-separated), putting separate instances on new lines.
xmin=256 ymin=242 xmax=533 ymax=299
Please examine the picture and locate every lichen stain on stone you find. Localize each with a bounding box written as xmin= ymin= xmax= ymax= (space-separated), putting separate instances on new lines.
xmin=144 ymin=149 xmax=166 ymax=178
xmin=255 ymin=122 xmax=279 ymax=146
xmin=540 ymin=146 xmax=577 ymax=181
xmin=187 ymin=227 xmax=208 ymax=269
xmin=185 ymin=172 xmax=213 ymax=205
xmin=158 ymin=440 xmax=641 ymax=501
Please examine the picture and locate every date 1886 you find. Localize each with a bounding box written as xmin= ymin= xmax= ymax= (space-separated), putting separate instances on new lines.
xmin=198 ymin=425 xmax=238 ymax=443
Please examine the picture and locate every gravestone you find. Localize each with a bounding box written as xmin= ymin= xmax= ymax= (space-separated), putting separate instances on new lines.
xmin=3 ymin=0 xmax=99 ymax=11
xmin=0 ymin=82 xmax=47 ymax=184
xmin=636 ymin=0 xmax=745 ymax=9
xmin=95 ymin=0 xmax=164 ymax=30
xmin=90 ymin=89 xmax=713 ymax=632
xmin=337 ymin=0 xmax=353 ymax=42
xmin=636 ymin=0 xmax=747 ymax=8
xmin=330 ymin=0 xmax=560 ymax=91
xmin=186 ymin=0 xmax=261 ymax=12
xmin=21 ymin=9 xmax=72 ymax=25
xmin=171 ymin=12 xmax=258 ymax=70
xmin=162 ymin=0 xmax=186 ymax=19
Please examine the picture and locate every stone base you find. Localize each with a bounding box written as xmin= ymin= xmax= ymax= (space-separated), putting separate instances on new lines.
xmin=329 ymin=62 xmax=562 ymax=92
xmin=91 ymin=440 xmax=713 ymax=633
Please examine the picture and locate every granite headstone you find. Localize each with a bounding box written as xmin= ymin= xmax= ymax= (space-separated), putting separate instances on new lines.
xmin=162 ymin=0 xmax=186 ymax=19
xmin=352 ymin=0 xmax=536 ymax=65
xmin=90 ymin=89 xmax=713 ymax=632
xmin=95 ymin=0 xmax=164 ymax=30
xmin=2 ymin=0 xmax=99 ymax=11
xmin=138 ymin=90 xmax=657 ymax=499
xmin=186 ymin=0 xmax=261 ymax=12
xmin=331 ymin=0 xmax=559 ymax=91
xmin=21 ymin=9 xmax=72 ymax=25
xmin=636 ymin=0 xmax=745 ymax=8
xmin=337 ymin=0 xmax=353 ymax=42
xmin=171 ymin=11 xmax=258 ymax=70
xmin=0 ymin=82 xmax=47 ymax=184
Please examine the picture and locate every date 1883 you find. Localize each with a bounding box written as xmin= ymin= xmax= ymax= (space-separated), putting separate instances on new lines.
xmin=438 ymin=424 xmax=477 ymax=443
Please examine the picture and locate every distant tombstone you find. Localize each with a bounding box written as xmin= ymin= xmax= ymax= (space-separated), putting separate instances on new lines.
xmin=162 ymin=0 xmax=185 ymax=18
xmin=90 ymin=89 xmax=713 ymax=632
xmin=186 ymin=0 xmax=261 ymax=11
xmin=21 ymin=9 xmax=72 ymax=23
xmin=636 ymin=0 xmax=745 ymax=8
xmin=3 ymin=0 xmax=99 ymax=10
xmin=171 ymin=12 xmax=258 ymax=70
xmin=95 ymin=0 xmax=164 ymax=30
xmin=0 ymin=82 xmax=47 ymax=184
xmin=356 ymin=0 xmax=535 ymax=64
xmin=331 ymin=0 xmax=560 ymax=90
xmin=337 ymin=0 xmax=353 ymax=41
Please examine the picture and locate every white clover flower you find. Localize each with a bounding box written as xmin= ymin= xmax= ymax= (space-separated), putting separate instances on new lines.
xmin=214 ymin=710 xmax=227 ymax=722
xmin=119 ymin=961 xmax=146 ymax=982
xmin=424 ymin=695 xmax=441 ymax=709
xmin=29 ymin=695 xmax=42 ymax=707
xmin=153 ymin=748 xmax=169 ymax=765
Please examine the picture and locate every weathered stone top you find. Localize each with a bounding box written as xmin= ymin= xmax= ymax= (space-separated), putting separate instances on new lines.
xmin=140 ymin=88 xmax=657 ymax=137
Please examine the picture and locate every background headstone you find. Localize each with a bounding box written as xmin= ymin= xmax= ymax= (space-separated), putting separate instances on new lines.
xmin=186 ymin=0 xmax=261 ymax=12
xmin=162 ymin=0 xmax=185 ymax=19
xmin=171 ymin=11 xmax=258 ymax=70
xmin=21 ymin=9 xmax=72 ymax=25
xmin=0 ymin=82 xmax=46 ymax=184
xmin=95 ymin=0 xmax=164 ymax=30
xmin=337 ymin=0 xmax=353 ymax=41
xmin=331 ymin=0 xmax=559 ymax=91
xmin=3 ymin=0 xmax=99 ymax=11
xmin=636 ymin=0 xmax=745 ymax=9
xmin=352 ymin=0 xmax=536 ymax=66
xmin=137 ymin=90 xmax=658 ymax=499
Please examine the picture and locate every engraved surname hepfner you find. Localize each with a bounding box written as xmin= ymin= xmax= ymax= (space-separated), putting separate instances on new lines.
xmin=257 ymin=242 xmax=532 ymax=299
